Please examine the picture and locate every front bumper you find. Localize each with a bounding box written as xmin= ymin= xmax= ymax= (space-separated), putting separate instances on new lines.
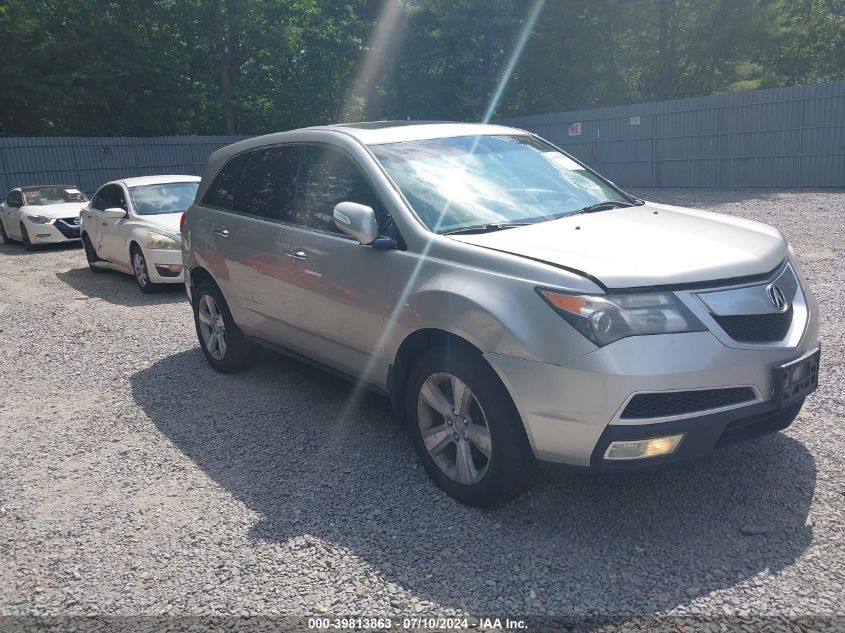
xmin=589 ymin=398 xmax=803 ymax=470
xmin=485 ymin=326 xmax=820 ymax=468
xmin=143 ymin=247 xmax=185 ymax=284
xmin=25 ymin=219 xmax=81 ymax=243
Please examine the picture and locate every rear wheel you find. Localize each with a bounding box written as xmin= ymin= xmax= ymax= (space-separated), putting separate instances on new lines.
xmin=192 ymin=280 xmax=255 ymax=373
xmin=405 ymin=346 xmax=537 ymax=506
xmin=82 ymin=234 xmax=104 ymax=273
xmin=20 ymin=223 xmax=35 ymax=251
xmin=131 ymin=245 xmax=160 ymax=293
xmin=0 ymin=221 xmax=13 ymax=245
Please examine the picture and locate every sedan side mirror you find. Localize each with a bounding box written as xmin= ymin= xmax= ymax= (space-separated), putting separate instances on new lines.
xmin=105 ymin=207 xmax=127 ymax=219
xmin=333 ymin=202 xmax=378 ymax=245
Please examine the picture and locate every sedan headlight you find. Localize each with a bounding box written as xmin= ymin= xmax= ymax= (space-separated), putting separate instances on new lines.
xmin=538 ymin=289 xmax=706 ymax=347
xmin=147 ymin=232 xmax=180 ymax=250
xmin=26 ymin=215 xmax=54 ymax=224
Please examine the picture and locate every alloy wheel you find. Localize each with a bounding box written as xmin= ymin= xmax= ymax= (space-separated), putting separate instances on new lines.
xmin=417 ymin=372 xmax=492 ymax=485
xmin=133 ymin=250 xmax=149 ymax=287
xmin=20 ymin=225 xmax=32 ymax=249
xmin=197 ymin=294 xmax=227 ymax=360
xmin=84 ymin=237 xmax=96 ymax=264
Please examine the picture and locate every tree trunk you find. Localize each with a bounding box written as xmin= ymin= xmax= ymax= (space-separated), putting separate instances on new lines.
xmin=215 ymin=5 xmax=237 ymax=134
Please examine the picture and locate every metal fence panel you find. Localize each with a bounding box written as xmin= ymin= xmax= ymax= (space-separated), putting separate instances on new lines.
xmin=499 ymin=80 xmax=845 ymax=187
xmin=0 ymin=135 xmax=248 ymax=196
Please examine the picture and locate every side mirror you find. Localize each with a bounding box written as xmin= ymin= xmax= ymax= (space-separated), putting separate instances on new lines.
xmin=333 ymin=202 xmax=378 ymax=245
xmin=105 ymin=207 xmax=127 ymax=219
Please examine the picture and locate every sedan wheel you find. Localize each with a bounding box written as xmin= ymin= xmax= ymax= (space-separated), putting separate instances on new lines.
xmin=0 ymin=221 xmax=13 ymax=245
xmin=20 ymin=224 xmax=35 ymax=251
xmin=82 ymin=235 xmax=103 ymax=272
xmin=197 ymin=294 xmax=227 ymax=360
xmin=132 ymin=247 xmax=159 ymax=293
xmin=417 ymin=372 xmax=492 ymax=485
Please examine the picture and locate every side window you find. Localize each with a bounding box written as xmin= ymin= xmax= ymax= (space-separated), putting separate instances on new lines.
xmin=296 ymin=145 xmax=385 ymax=234
xmin=202 ymin=154 xmax=246 ymax=211
xmin=92 ymin=185 xmax=126 ymax=211
xmin=7 ymin=190 xmax=22 ymax=206
xmin=233 ymin=146 xmax=299 ymax=221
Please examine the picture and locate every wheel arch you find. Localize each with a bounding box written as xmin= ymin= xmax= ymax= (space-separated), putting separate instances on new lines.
xmin=189 ymin=266 xmax=218 ymax=293
xmin=388 ymin=328 xmax=485 ymax=424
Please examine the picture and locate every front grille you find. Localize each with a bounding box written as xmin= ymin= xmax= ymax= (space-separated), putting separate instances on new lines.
xmin=621 ymin=387 xmax=757 ymax=419
xmin=54 ymin=217 xmax=81 ymax=239
xmin=712 ymin=307 xmax=793 ymax=343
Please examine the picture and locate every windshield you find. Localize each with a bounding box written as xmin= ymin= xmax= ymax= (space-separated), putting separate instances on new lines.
xmin=129 ymin=182 xmax=199 ymax=215
xmin=370 ymin=135 xmax=630 ymax=233
xmin=23 ymin=187 xmax=89 ymax=206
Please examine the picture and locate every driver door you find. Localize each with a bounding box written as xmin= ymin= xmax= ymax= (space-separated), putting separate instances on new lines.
xmin=3 ymin=189 xmax=24 ymax=239
xmin=90 ymin=184 xmax=129 ymax=264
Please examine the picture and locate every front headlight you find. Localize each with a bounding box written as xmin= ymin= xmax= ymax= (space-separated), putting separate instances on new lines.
xmin=147 ymin=232 xmax=180 ymax=250
xmin=26 ymin=215 xmax=54 ymax=224
xmin=538 ymin=288 xmax=706 ymax=347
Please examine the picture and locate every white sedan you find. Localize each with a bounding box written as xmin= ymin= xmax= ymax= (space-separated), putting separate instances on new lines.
xmin=80 ymin=175 xmax=200 ymax=293
xmin=1 ymin=185 xmax=90 ymax=250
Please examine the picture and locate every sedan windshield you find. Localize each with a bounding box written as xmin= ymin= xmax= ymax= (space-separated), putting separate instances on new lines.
xmin=23 ymin=187 xmax=89 ymax=206
xmin=129 ymin=182 xmax=199 ymax=215
xmin=370 ymin=135 xmax=631 ymax=234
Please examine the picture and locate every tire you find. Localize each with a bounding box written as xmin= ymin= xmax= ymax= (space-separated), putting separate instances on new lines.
xmin=405 ymin=346 xmax=537 ymax=506
xmin=192 ymin=280 xmax=255 ymax=373
xmin=82 ymin=234 xmax=104 ymax=273
xmin=0 ymin=220 xmax=14 ymax=245
xmin=20 ymin=223 xmax=35 ymax=251
xmin=131 ymin=244 xmax=160 ymax=293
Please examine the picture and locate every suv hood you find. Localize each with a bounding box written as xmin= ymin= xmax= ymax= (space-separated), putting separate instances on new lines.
xmin=448 ymin=202 xmax=787 ymax=289
xmin=22 ymin=202 xmax=88 ymax=218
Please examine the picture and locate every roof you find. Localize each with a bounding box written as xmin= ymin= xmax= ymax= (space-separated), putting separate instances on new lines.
xmin=19 ymin=184 xmax=78 ymax=191
xmin=117 ymin=175 xmax=201 ymax=188
xmin=203 ymin=122 xmax=532 ymax=181
xmin=313 ymin=121 xmax=528 ymax=145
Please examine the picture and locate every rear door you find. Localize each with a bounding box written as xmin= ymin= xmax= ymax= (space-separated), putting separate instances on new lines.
xmin=274 ymin=144 xmax=392 ymax=380
xmin=89 ymin=184 xmax=128 ymax=263
xmin=2 ymin=189 xmax=23 ymax=239
xmin=201 ymin=145 xmax=299 ymax=340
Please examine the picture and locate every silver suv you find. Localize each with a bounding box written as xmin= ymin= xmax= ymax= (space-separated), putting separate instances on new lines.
xmin=183 ymin=122 xmax=820 ymax=506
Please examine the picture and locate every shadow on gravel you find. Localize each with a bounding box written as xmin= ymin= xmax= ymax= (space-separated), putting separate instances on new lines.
xmin=56 ymin=266 xmax=186 ymax=307
xmin=0 ymin=241 xmax=82 ymax=257
xmin=132 ymin=348 xmax=816 ymax=617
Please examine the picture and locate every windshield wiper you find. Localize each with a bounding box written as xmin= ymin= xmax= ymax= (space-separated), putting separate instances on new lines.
xmin=569 ymin=200 xmax=636 ymax=216
xmin=442 ymin=222 xmax=533 ymax=235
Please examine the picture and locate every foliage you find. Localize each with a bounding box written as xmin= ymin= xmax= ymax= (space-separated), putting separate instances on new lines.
xmin=0 ymin=0 xmax=842 ymax=135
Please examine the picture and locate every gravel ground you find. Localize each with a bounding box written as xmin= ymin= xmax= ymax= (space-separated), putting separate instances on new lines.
xmin=0 ymin=188 xmax=843 ymax=630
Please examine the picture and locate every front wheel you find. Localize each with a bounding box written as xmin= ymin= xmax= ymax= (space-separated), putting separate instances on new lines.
xmin=131 ymin=245 xmax=160 ymax=293
xmin=405 ymin=347 xmax=537 ymax=506
xmin=82 ymin=234 xmax=104 ymax=273
xmin=0 ymin=221 xmax=14 ymax=245
xmin=20 ymin=223 xmax=35 ymax=251
xmin=192 ymin=281 xmax=255 ymax=373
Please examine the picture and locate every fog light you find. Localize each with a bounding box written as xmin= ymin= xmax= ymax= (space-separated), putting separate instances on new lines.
xmin=604 ymin=434 xmax=684 ymax=460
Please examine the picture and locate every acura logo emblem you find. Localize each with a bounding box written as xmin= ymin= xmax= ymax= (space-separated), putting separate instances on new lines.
xmin=767 ymin=284 xmax=787 ymax=311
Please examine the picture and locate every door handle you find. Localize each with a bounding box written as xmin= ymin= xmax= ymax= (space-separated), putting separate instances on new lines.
xmin=285 ymin=248 xmax=308 ymax=260
xmin=214 ymin=227 xmax=230 ymax=238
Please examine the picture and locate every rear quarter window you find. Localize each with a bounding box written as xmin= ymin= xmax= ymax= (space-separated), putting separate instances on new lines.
xmin=202 ymin=155 xmax=246 ymax=210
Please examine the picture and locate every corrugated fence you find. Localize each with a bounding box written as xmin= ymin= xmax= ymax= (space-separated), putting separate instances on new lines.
xmin=498 ymin=80 xmax=845 ymax=187
xmin=1 ymin=81 xmax=843 ymax=192
xmin=0 ymin=136 xmax=248 ymax=196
